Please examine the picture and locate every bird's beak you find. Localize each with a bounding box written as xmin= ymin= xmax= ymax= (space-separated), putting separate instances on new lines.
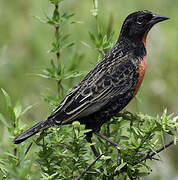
xmin=150 ymin=13 xmax=170 ymax=25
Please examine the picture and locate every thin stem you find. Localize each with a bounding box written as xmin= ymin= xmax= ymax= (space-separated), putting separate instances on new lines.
xmin=55 ymin=26 xmax=60 ymax=64
xmin=54 ymin=3 xmax=60 ymax=64
xmin=75 ymin=153 xmax=104 ymax=180
xmin=13 ymin=122 xmax=17 ymax=157
xmin=135 ymin=138 xmax=178 ymax=164
xmin=16 ymin=142 xmax=33 ymax=166
xmin=112 ymin=138 xmax=178 ymax=177
xmin=54 ymin=2 xmax=62 ymax=97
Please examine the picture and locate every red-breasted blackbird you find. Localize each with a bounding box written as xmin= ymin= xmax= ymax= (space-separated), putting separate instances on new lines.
xmin=14 ymin=11 xmax=169 ymax=154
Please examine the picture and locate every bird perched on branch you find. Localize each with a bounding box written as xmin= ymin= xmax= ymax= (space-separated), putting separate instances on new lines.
xmin=14 ymin=10 xmax=169 ymax=158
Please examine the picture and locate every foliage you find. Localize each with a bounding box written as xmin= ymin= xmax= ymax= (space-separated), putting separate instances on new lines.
xmin=0 ymin=89 xmax=36 ymax=180
xmin=0 ymin=88 xmax=177 ymax=179
xmin=0 ymin=0 xmax=177 ymax=180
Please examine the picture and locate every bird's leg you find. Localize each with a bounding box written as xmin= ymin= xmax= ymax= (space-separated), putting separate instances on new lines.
xmin=94 ymin=131 xmax=122 ymax=166
xmin=85 ymin=132 xmax=99 ymax=157
xmin=94 ymin=131 xmax=123 ymax=148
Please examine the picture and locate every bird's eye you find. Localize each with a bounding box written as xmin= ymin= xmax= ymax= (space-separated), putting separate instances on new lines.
xmin=137 ymin=17 xmax=145 ymax=25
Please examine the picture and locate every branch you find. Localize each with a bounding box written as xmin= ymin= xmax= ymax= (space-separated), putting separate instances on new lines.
xmin=136 ymin=138 xmax=178 ymax=164
xmin=75 ymin=153 xmax=104 ymax=180
xmin=113 ymin=138 xmax=178 ymax=177
xmin=53 ymin=2 xmax=62 ymax=97
xmin=54 ymin=3 xmax=60 ymax=64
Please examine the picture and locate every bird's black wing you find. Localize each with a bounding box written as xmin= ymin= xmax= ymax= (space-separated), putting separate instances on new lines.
xmin=49 ymin=47 xmax=139 ymax=125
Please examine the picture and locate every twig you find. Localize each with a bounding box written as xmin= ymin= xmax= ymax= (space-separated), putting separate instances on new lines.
xmin=14 ymin=123 xmax=17 ymax=157
xmin=24 ymin=142 xmax=33 ymax=156
xmin=54 ymin=2 xmax=62 ymax=97
xmin=16 ymin=142 xmax=33 ymax=166
xmin=113 ymin=138 xmax=178 ymax=177
xmin=55 ymin=4 xmax=60 ymax=64
xmin=75 ymin=153 xmax=104 ymax=180
xmin=136 ymin=138 xmax=178 ymax=164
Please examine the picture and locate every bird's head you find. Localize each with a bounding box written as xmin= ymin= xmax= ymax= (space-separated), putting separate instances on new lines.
xmin=119 ymin=10 xmax=169 ymax=44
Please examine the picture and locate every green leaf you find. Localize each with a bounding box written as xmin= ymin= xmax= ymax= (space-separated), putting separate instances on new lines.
xmin=100 ymin=155 xmax=111 ymax=161
xmin=35 ymin=73 xmax=56 ymax=80
xmin=116 ymin=162 xmax=127 ymax=171
xmin=137 ymin=172 xmax=149 ymax=177
xmin=8 ymin=106 xmax=16 ymax=123
xmin=62 ymin=13 xmax=75 ymax=20
xmin=63 ymin=42 xmax=75 ymax=49
xmin=1 ymin=88 xmax=11 ymax=107
xmin=21 ymin=104 xmax=35 ymax=117
xmin=34 ymin=16 xmax=48 ymax=24
xmin=53 ymin=9 xmax=60 ymax=22
xmin=174 ymin=136 xmax=177 ymax=145
xmin=119 ymin=136 xmax=129 ymax=140
xmin=130 ymin=133 xmax=138 ymax=147
xmin=50 ymin=0 xmax=63 ymax=5
xmin=64 ymin=71 xmax=85 ymax=79
xmin=132 ymin=127 xmax=140 ymax=136
xmin=80 ymin=41 xmax=92 ymax=48
xmin=4 ymin=152 xmax=17 ymax=159
xmin=88 ymin=31 xmax=96 ymax=43
xmin=0 ymin=113 xmax=9 ymax=128
xmin=14 ymin=101 xmax=22 ymax=119
xmin=61 ymin=34 xmax=70 ymax=42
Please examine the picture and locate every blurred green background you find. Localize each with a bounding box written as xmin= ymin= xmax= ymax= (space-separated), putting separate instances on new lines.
xmin=0 ymin=0 xmax=178 ymax=179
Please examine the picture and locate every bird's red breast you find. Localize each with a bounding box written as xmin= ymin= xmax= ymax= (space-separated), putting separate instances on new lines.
xmin=133 ymin=56 xmax=147 ymax=97
xmin=132 ymin=29 xmax=150 ymax=97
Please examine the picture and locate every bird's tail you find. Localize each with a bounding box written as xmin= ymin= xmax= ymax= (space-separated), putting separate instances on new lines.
xmin=14 ymin=120 xmax=51 ymax=144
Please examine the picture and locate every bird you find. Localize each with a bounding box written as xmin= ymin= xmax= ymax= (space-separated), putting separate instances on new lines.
xmin=14 ymin=10 xmax=169 ymax=157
